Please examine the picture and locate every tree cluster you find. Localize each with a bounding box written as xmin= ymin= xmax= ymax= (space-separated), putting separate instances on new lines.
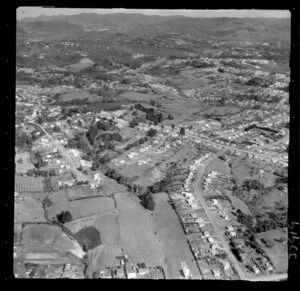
xmin=56 ymin=211 xmax=73 ymax=225
xmin=129 ymin=115 xmax=146 ymax=128
xmin=139 ymin=190 xmax=156 ymax=211
xmin=236 ymin=209 xmax=254 ymax=230
xmin=189 ymin=59 xmax=215 ymax=68
xmin=42 ymin=196 xmax=53 ymax=209
xmin=75 ymin=226 xmax=101 ymax=251
xmin=146 ymin=128 xmax=157 ymax=138
xmin=245 ymin=77 xmax=272 ymax=87
xmin=260 ymin=237 xmax=274 ymax=248
xmin=124 ymin=136 xmax=148 ymax=151
xmin=27 ymin=168 xmax=58 ymax=177
xmin=167 ymin=114 xmax=174 ymax=120
xmin=30 ymin=151 xmax=47 ymax=169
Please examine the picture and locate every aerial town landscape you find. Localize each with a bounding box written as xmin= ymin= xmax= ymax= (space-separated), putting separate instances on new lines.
xmin=14 ymin=8 xmax=290 ymax=280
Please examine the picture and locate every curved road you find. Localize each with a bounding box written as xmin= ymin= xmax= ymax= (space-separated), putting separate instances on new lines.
xmin=191 ymin=150 xmax=288 ymax=281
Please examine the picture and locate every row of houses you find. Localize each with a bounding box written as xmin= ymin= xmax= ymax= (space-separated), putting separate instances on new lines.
xmin=20 ymin=263 xmax=84 ymax=279
xmin=96 ymin=258 xmax=165 ymax=279
xmin=167 ymin=158 xmax=238 ymax=280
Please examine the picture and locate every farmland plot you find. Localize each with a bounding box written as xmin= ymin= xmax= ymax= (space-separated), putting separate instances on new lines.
xmin=47 ymin=197 xmax=115 ymax=221
xmin=15 ymin=175 xmax=44 ymax=193
xmin=152 ymin=193 xmax=202 ymax=279
xmin=115 ymin=193 xmax=167 ymax=268
xmin=66 ymin=186 xmax=101 ymax=200
xmin=15 ymin=152 xmax=35 ymax=174
xmin=15 ymin=196 xmax=46 ymax=223
xmin=22 ymin=224 xmax=85 ymax=264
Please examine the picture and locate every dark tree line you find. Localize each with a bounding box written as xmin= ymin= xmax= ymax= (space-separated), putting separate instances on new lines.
xmin=124 ymin=137 xmax=148 ymax=151
xmin=134 ymin=104 xmax=164 ymax=124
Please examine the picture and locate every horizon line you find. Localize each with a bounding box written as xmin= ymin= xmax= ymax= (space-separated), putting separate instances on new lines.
xmin=17 ymin=9 xmax=291 ymax=20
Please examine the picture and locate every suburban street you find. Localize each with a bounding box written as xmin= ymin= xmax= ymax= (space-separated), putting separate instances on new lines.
xmin=27 ymin=122 xmax=85 ymax=181
xmin=191 ymin=150 xmax=248 ymax=281
xmin=186 ymin=132 xmax=288 ymax=163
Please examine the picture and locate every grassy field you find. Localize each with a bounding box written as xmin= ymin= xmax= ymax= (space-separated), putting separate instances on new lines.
xmin=15 ymin=152 xmax=35 ymax=174
xmin=116 ymin=91 xmax=162 ymax=102
xmin=47 ymin=197 xmax=115 ymax=221
xmin=65 ymin=211 xmax=123 ymax=273
xmin=47 ymin=189 xmax=69 ymax=204
xmin=66 ymin=185 xmax=101 ymax=200
xmin=15 ymin=195 xmax=46 ymax=223
xmin=260 ymin=188 xmax=287 ymax=210
xmin=152 ymin=193 xmax=202 ymax=279
xmin=169 ymin=73 xmax=211 ymax=90
xmin=257 ymin=228 xmax=288 ymax=273
xmin=68 ymin=61 xmax=94 ymax=72
xmin=231 ymin=158 xmax=254 ymax=185
xmin=58 ymin=91 xmax=102 ymax=103
xmin=162 ymin=99 xmax=212 ymax=124
xmin=226 ymin=192 xmax=252 ymax=216
xmin=205 ymin=157 xmax=231 ymax=176
xmin=51 ymin=173 xmax=74 ymax=189
xmin=198 ymin=106 xmax=241 ymax=117
xmin=64 ymin=215 xmax=100 ymax=233
xmin=116 ymin=192 xmax=166 ymax=267
xmin=93 ymin=213 xmax=123 ymax=270
xmin=21 ymin=192 xmax=48 ymax=203
xmin=22 ymin=224 xmax=85 ymax=263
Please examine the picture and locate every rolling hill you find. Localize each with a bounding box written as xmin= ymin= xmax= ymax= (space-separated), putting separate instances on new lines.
xmin=18 ymin=13 xmax=290 ymax=45
xmin=17 ymin=20 xmax=84 ymax=39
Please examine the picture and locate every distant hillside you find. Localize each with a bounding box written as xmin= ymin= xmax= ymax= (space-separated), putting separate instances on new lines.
xmin=18 ymin=13 xmax=290 ymax=44
xmin=124 ymin=17 xmax=290 ymax=44
xmin=16 ymin=26 xmax=28 ymax=37
xmin=17 ymin=20 xmax=84 ymax=39
xmin=21 ymin=13 xmax=182 ymax=31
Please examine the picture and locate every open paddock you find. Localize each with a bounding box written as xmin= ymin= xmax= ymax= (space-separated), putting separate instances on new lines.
xmin=58 ymin=91 xmax=102 ymax=103
xmin=22 ymin=224 xmax=85 ymax=261
xmin=47 ymin=197 xmax=115 ymax=221
xmin=152 ymin=193 xmax=202 ymax=279
xmin=15 ymin=152 xmax=35 ymax=174
xmin=116 ymin=91 xmax=163 ymax=103
xmin=116 ymin=193 xmax=166 ymax=267
xmin=256 ymin=228 xmax=288 ymax=273
xmin=15 ymin=196 xmax=46 ymax=223
xmin=66 ymin=186 xmax=101 ymax=200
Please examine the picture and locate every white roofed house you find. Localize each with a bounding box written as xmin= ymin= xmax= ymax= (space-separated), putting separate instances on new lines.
xmin=221 ymin=261 xmax=231 ymax=271
xmin=126 ymin=264 xmax=137 ymax=279
xmin=211 ymin=268 xmax=221 ymax=278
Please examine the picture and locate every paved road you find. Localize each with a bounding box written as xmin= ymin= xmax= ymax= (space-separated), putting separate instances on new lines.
xmin=191 ymin=150 xmax=248 ymax=281
xmin=186 ymin=132 xmax=288 ymax=163
xmin=27 ymin=122 xmax=85 ymax=181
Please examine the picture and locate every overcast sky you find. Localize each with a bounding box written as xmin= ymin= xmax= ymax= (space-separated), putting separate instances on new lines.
xmin=17 ymin=7 xmax=290 ymax=20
